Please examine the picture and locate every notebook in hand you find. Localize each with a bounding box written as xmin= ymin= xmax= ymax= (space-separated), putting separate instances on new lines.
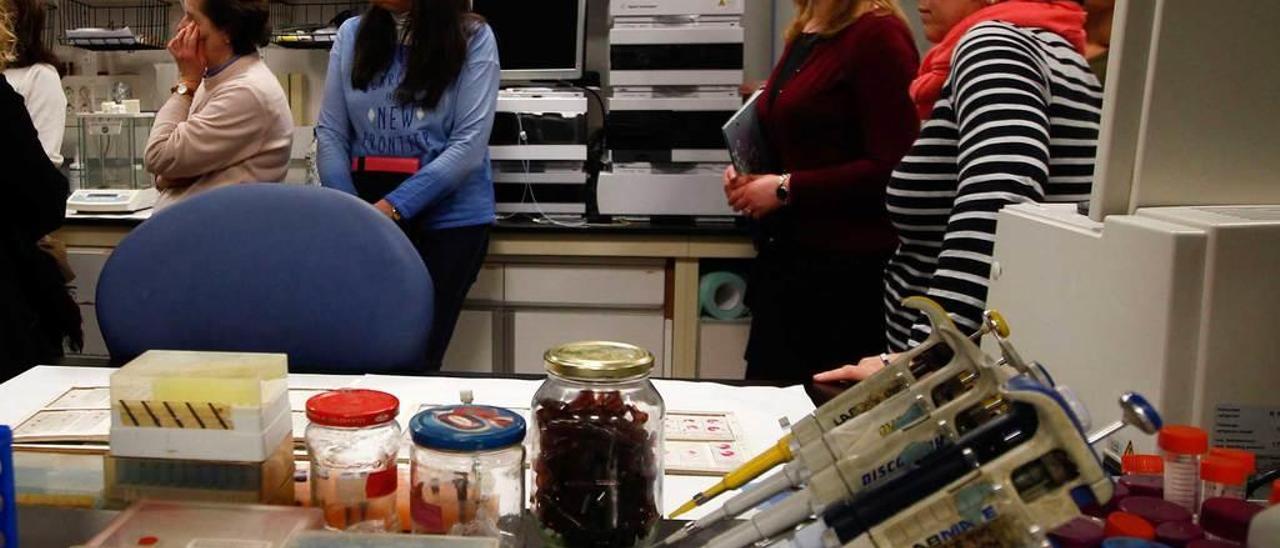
xmin=722 ymin=89 xmax=778 ymax=176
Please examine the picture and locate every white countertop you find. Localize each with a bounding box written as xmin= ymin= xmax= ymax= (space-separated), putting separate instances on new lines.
xmin=0 ymin=366 xmax=816 ymax=520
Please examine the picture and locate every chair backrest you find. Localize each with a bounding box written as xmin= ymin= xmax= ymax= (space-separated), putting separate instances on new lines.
xmin=96 ymin=184 xmax=433 ymax=374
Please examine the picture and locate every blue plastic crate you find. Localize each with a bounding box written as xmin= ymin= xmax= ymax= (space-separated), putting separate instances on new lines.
xmin=1 ymin=425 xmax=15 ymax=547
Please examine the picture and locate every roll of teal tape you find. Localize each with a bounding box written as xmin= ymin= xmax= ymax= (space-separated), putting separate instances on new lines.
xmin=699 ymin=271 xmax=749 ymax=320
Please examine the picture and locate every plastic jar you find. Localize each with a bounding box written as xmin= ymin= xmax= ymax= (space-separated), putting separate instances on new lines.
xmin=305 ymin=389 xmax=402 ymax=532
xmin=1159 ymin=425 xmax=1208 ymax=513
xmin=1200 ymin=456 xmax=1248 ymax=504
xmin=531 ymin=341 xmax=665 ymax=548
xmin=408 ymin=405 xmax=525 ymax=546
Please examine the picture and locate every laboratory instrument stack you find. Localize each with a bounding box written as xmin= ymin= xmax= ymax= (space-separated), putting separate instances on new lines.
xmin=490 ymin=88 xmax=593 ymax=216
xmin=598 ymin=0 xmax=744 ymax=220
xmin=104 ymin=351 xmax=295 ymax=506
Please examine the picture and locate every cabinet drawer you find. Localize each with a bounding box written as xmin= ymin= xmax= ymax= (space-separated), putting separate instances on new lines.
xmin=465 ymin=263 xmax=504 ymax=303
xmin=67 ymin=247 xmax=112 ymax=305
xmin=442 ymin=309 xmax=496 ymax=374
xmin=511 ymin=310 xmax=666 ymax=374
xmin=504 ymin=264 xmax=665 ymax=307
xmin=699 ymin=321 xmax=750 ymax=380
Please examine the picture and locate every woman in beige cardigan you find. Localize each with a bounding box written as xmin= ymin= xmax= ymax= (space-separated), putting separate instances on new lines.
xmin=144 ymin=0 xmax=293 ymax=210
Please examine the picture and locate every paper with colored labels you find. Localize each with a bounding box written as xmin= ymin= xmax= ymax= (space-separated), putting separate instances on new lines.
xmin=45 ymin=387 xmax=111 ymax=410
xmin=665 ymin=411 xmax=741 ymax=442
xmin=12 ymin=409 xmax=111 ymax=443
xmin=665 ymin=440 xmax=749 ymax=476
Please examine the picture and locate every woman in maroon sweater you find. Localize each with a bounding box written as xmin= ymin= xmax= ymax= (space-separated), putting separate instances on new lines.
xmin=724 ymin=0 xmax=919 ymax=381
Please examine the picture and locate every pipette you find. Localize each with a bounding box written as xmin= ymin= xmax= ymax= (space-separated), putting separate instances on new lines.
xmin=662 ymin=342 xmax=1011 ymax=545
xmin=668 ymin=299 xmax=1019 ymax=522
xmin=768 ymin=389 xmax=1162 ymax=548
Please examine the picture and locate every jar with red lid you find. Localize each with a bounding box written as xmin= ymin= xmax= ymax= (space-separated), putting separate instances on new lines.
xmin=305 ymin=389 xmax=402 ymax=532
xmin=1158 ymin=425 xmax=1208 ymax=513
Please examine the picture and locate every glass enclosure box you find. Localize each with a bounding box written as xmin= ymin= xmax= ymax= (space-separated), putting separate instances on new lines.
xmin=78 ymin=112 xmax=155 ymax=190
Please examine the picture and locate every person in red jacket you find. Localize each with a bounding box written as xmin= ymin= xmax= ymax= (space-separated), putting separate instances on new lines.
xmin=724 ymin=0 xmax=919 ymax=382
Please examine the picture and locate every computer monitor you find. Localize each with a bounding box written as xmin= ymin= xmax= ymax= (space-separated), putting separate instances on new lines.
xmin=471 ymin=0 xmax=587 ymax=82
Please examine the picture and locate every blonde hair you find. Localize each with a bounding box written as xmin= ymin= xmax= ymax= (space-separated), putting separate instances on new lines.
xmin=0 ymin=0 xmax=15 ymax=70
xmin=787 ymin=0 xmax=908 ymax=43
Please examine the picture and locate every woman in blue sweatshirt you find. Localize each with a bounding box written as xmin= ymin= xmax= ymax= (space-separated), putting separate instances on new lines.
xmin=317 ymin=0 xmax=499 ymax=371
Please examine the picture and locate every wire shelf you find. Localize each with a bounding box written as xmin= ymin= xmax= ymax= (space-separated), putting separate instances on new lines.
xmin=59 ymin=0 xmax=171 ymax=51
xmin=269 ymin=0 xmax=362 ymax=50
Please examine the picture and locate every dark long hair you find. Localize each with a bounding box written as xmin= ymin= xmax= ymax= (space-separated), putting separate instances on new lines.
xmin=352 ymin=0 xmax=481 ymax=109
xmin=11 ymin=0 xmax=59 ymax=69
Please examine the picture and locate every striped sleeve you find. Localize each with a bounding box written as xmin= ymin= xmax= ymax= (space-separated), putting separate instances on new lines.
xmin=908 ymin=26 xmax=1052 ymax=344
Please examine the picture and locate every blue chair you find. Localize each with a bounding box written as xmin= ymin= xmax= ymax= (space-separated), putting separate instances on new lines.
xmin=96 ymin=184 xmax=434 ymax=374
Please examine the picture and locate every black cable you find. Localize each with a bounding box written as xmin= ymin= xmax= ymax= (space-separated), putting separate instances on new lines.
xmin=1247 ymin=466 xmax=1280 ymax=499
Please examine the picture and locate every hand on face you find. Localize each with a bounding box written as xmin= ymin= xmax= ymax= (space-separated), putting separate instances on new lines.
xmin=168 ymin=21 xmax=207 ymax=88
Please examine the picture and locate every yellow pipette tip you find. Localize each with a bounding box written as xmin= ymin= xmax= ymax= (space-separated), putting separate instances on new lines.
xmin=668 ymin=435 xmax=795 ymax=518
xmin=669 ymin=500 xmax=699 ymax=519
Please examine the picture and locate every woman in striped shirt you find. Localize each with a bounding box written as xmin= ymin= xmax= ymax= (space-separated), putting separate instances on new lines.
xmin=815 ymin=0 xmax=1103 ymax=382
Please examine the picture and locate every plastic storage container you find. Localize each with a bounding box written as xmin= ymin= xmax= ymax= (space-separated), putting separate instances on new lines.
xmin=1105 ymin=512 xmax=1157 ymax=540
xmin=1200 ymin=456 xmax=1248 ymax=504
xmin=531 ymin=341 xmax=665 ymax=547
xmin=108 ymin=350 xmax=291 ymax=462
xmin=105 ymin=433 xmax=296 ymax=506
xmin=409 ymin=405 xmax=525 ymax=546
xmin=83 ymin=500 xmax=323 ymax=546
xmin=1159 ymin=425 xmax=1208 ymax=513
xmin=1 ymin=426 xmax=15 ymax=548
xmin=306 ymin=390 xmax=402 ymax=533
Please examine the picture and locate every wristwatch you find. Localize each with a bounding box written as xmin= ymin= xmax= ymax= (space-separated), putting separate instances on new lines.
xmin=388 ymin=203 xmax=403 ymax=222
xmin=171 ymin=81 xmax=197 ymax=98
xmin=776 ymin=173 xmax=792 ymax=204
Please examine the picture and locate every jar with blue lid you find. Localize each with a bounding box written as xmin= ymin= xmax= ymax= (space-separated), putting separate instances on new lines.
xmin=408 ymin=404 xmax=526 ymax=546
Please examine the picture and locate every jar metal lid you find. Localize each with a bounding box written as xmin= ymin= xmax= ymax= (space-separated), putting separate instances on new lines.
xmin=543 ymin=341 xmax=654 ymax=380
xmin=306 ymin=389 xmax=399 ymax=428
xmin=410 ymin=405 xmax=526 ymax=451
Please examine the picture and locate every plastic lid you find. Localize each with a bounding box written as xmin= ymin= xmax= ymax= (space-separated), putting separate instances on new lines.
xmin=1199 ymin=498 xmax=1264 ymax=542
xmin=1118 ymin=496 xmax=1193 ymax=526
xmin=1207 ymin=447 xmax=1256 ymax=475
xmin=1119 ymin=475 xmax=1165 ymax=499
xmin=1105 ymin=512 xmax=1156 ymax=540
xmin=1123 ymin=454 xmax=1165 ymax=475
xmin=1272 ymin=479 xmax=1280 ymax=506
xmin=409 ymin=405 xmax=526 ymax=451
xmin=1158 ymin=426 xmax=1208 ymax=455
xmin=1049 ymin=516 xmax=1106 ymax=547
xmin=305 ymin=389 xmax=399 ymax=427
xmin=1200 ymin=456 xmax=1247 ymax=486
xmin=1154 ymin=520 xmax=1203 ymax=547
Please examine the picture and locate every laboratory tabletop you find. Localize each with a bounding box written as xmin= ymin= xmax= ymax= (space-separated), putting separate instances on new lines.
xmin=61 ymin=209 xmax=753 ymax=237
xmin=2 ymin=366 xmax=817 ymax=545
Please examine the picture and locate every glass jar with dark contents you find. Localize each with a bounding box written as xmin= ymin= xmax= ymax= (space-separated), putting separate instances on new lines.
xmin=531 ymin=341 xmax=665 ymax=547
